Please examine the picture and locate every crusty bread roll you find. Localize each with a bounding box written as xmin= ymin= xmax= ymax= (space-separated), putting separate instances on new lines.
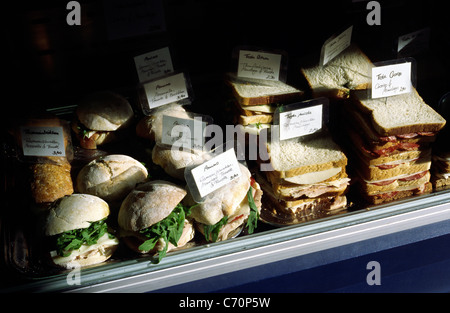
xmin=72 ymin=91 xmax=134 ymax=149
xmin=118 ymin=180 xmax=187 ymax=231
xmin=44 ymin=194 xmax=110 ymax=236
xmin=136 ymin=102 xmax=190 ymax=142
xmin=151 ymin=144 xmax=205 ymax=181
xmin=43 ymin=194 xmax=119 ymax=269
xmin=118 ymin=180 xmax=194 ymax=255
xmin=76 ymin=154 xmax=148 ymax=202
xmin=76 ymin=91 xmax=134 ymax=131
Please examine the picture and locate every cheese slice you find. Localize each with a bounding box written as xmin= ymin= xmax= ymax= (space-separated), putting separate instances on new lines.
xmin=240 ymin=103 xmax=276 ymax=113
xmin=50 ymin=233 xmax=119 ymax=266
xmin=284 ymin=167 xmax=342 ymax=185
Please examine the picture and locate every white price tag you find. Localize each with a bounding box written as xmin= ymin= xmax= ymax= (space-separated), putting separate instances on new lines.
xmin=134 ymin=47 xmax=174 ymax=82
xmin=144 ymin=72 xmax=189 ymax=109
xmin=371 ymin=62 xmax=412 ymax=99
xmin=279 ymin=105 xmax=323 ymax=140
xmin=237 ymin=50 xmax=281 ymax=81
xmin=321 ymin=26 xmax=353 ymax=66
xmin=21 ymin=126 xmax=66 ymax=157
xmin=190 ymin=148 xmax=242 ymax=198
xmin=161 ymin=115 xmax=206 ymax=150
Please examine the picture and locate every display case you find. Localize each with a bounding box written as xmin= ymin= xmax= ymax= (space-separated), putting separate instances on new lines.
xmin=2 ymin=0 xmax=450 ymax=293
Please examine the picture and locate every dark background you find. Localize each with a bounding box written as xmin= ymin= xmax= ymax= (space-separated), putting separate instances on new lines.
xmin=2 ymin=0 xmax=449 ymax=119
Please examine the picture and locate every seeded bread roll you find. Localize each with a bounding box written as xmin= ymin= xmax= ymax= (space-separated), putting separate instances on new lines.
xmin=30 ymin=163 xmax=74 ymax=204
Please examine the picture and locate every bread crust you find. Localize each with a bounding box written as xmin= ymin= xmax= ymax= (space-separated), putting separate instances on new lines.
xmin=44 ymin=194 xmax=110 ymax=236
xmin=30 ymin=163 xmax=74 ymax=203
xmin=118 ymin=180 xmax=187 ymax=232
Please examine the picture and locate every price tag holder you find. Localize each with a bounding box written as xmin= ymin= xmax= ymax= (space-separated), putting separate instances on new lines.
xmin=20 ymin=126 xmax=66 ymax=157
xmin=134 ymin=47 xmax=174 ymax=83
xmin=320 ymin=25 xmax=353 ymax=66
xmin=397 ymin=27 xmax=430 ymax=58
xmin=370 ymin=58 xmax=416 ymax=99
xmin=273 ymin=98 xmax=330 ymax=141
xmin=232 ymin=46 xmax=288 ymax=82
xmin=160 ymin=113 xmax=212 ymax=151
xmin=139 ymin=71 xmax=193 ymax=115
xmin=185 ymin=143 xmax=245 ymax=202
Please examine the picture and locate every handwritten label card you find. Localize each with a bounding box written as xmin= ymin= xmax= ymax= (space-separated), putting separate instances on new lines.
xmin=321 ymin=26 xmax=353 ymax=66
xmin=21 ymin=126 xmax=66 ymax=157
xmin=134 ymin=47 xmax=174 ymax=82
xmin=143 ymin=72 xmax=189 ymax=109
xmin=278 ymin=105 xmax=323 ymax=140
xmin=371 ymin=62 xmax=412 ymax=99
xmin=161 ymin=115 xmax=206 ymax=150
xmin=237 ymin=50 xmax=281 ymax=81
xmin=190 ymin=148 xmax=242 ymax=198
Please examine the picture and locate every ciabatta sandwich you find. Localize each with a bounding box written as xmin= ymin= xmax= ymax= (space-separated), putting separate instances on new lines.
xmin=118 ymin=180 xmax=194 ymax=262
xmin=72 ymin=91 xmax=134 ymax=149
xmin=43 ymin=194 xmax=119 ymax=269
xmin=185 ymin=163 xmax=262 ymax=242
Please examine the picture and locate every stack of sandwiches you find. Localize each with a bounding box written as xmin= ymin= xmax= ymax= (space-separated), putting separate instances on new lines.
xmin=343 ymin=89 xmax=446 ymax=204
xmin=224 ymin=73 xmax=305 ymax=135
xmin=432 ymin=151 xmax=450 ymax=190
xmin=258 ymin=134 xmax=350 ymax=225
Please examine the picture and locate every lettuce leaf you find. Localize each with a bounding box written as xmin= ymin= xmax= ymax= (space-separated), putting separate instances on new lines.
xmin=204 ymin=216 xmax=229 ymax=243
xmin=138 ymin=203 xmax=192 ymax=263
xmin=55 ymin=219 xmax=113 ymax=257
xmin=246 ymin=187 xmax=259 ymax=234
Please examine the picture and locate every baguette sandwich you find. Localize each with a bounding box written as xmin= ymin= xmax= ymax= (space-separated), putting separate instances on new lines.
xmin=343 ymin=89 xmax=446 ymax=204
xmin=118 ymin=180 xmax=194 ymax=262
xmin=259 ymin=135 xmax=350 ymax=225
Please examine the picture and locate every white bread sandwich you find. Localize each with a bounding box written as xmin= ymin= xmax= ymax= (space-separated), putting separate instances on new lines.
xmin=76 ymin=154 xmax=148 ymax=203
xmin=300 ymin=44 xmax=373 ymax=100
xmin=118 ymin=180 xmax=194 ymax=263
xmin=71 ymin=91 xmax=134 ymax=149
xmin=342 ymin=89 xmax=446 ymax=204
xmin=432 ymin=151 xmax=450 ymax=190
xmin=43 ymin=194 xmax=119 ymax=269
xmin=259 ymin=135 xmax=350 ymax=225
xmin=224 ymin=73 xmax=305 ymax=135
xmin=185 ymin=163 xmax=263 ymax=242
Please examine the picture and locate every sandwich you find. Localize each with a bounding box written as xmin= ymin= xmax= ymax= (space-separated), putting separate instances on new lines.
xmin=300 ymin=44 xmax=373 ymax=100
xmin=343 ymin=89 xmax=446 ymax=204
xmin=431 ymin=151 xmax=450 ymax=190
xmin=224 ymin=73 xmax=304 ymax=135
xmin=43 ymin=194 xmax=119 ymax=269
xmin=136 ymin=103 xmax=207 ymax=181
xmin=71 ymin=91 xmax=134 ymax=149
xmin=185 ymin=163 xmax=263 ymax=242
xmin=258 ymin=134 xmax=350 ymax=225
xmin=117 ymin=180 xmax=195 ymax=262
xmin=76 ymin=154 xmax=148 ymax=203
